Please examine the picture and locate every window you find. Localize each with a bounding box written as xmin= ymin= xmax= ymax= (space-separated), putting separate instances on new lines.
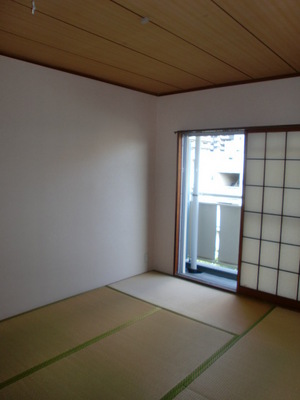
xmin=175 ymin=130 xmax=245 ymax=291
xmin=174 ymin=126 xmax=300 ymax=308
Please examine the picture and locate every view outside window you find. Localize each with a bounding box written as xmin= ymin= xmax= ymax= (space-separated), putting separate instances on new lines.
xmin=189 ymin=134 xmax=244 ymax=203
xmin=178 ymin=132 xmax=245 ymax=291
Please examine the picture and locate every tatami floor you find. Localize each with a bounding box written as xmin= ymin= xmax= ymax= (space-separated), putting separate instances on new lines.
xmin=0 ymin=271 xmax=299 ymax=399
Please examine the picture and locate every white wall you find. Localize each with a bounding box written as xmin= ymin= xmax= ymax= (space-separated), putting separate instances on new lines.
xmin=1 ymin=56 xmax=299 ymax=319
xmin=154 ymin=77 xmax=300 ymax=274
xmin=0 ymin=56 xmax=156 ymax=319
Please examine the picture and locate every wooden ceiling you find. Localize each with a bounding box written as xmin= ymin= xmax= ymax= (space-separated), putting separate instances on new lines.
xmin=1 ymin=0 xmax=299 ymax=96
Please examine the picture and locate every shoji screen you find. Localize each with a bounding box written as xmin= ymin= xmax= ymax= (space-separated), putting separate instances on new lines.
xmin=240 ymin=130 xmax=300 ymax=304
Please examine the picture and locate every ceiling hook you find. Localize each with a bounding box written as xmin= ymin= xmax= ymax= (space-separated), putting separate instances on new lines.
xmin=32 ymin=0 xmax=36 ymax=15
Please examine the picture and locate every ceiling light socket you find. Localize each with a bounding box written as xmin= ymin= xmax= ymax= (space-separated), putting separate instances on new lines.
xmin=141 ymin=16 xmax=150 ymax=25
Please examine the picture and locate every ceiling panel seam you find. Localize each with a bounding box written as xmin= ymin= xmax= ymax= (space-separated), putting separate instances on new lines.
xmin=111 ymin=0 xmax=253 ymax=79
xmin=210 ymin=0 xmax=298 ymax=73
xmin=10 ymin=0 xmax=215 ymax=84
xmin=0 ymin=29 xmax=181 ymax=91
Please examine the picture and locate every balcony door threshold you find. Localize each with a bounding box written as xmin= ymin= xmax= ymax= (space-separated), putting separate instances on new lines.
xmin=176 ymin=270 xmax=237 ymax=292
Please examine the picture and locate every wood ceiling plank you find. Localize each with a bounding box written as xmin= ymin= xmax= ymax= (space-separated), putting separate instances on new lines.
xmin=3 ymin=0 xmax=298 ymax=94
xmin=213 ymin=0 xmax=300 ymax=71
xmin=115 ymin=0 xmax=295 ymax=78
xmin=0 ymin=1 xmax=210 ymax=91
xmin=0 ymin=30 xmax=177 ymax=95
xmin=14 ymin=0 xmax=249 ymax=84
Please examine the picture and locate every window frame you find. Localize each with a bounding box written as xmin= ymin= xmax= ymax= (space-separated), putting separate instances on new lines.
xmin=174 ymin=124 xmax=300 ymax=310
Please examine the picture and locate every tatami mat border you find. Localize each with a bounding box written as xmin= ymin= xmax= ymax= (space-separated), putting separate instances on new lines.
xmin=1 ymin=282 xmax=277 ymax=398
xmin=108 ymin=286 xmax=238 ymax=336
xmin=0 ymin=306 xmax=160 ymax=391
xmin=160 ymin=305 xmax=276 ymax=400
xmin=0 ymin=286 xmax=112 ymax=323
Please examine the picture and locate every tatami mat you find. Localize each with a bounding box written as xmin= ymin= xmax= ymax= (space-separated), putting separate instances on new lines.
xmin=182 ymin=307 xmax=300 ymax=400
xmin=110 ymin=271 xmax=272 ymax=334
xmin=174 ymin=389 xmax=209 ymax=400
xmin=1 ymin=273 xmax=299 ymax=400
xmin=0 ymin=287 xmax=155 ymax=383
xmin=0 ymin=310 xmax=233 ymax=400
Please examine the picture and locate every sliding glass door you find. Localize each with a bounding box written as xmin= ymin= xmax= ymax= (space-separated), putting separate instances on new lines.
xmin=176 ymin=130 xmax=245 ymax=291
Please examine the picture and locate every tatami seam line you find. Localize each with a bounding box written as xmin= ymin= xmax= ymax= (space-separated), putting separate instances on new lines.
xmin=160 ymin=305 xmax=276 ymax=400
xmin=0 ymin=286 xmax=122 ymax=323
xmin=0 ymin=284 xmax=276 ymax=395
xmin=0 ymin=306 xmax=160 ymax=391
xmin=107 ymin=285 xmax=237 ymax=336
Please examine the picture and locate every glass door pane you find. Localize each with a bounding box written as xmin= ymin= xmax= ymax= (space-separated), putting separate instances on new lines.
xmin=177 ymin=131 xmax=245 ymax=291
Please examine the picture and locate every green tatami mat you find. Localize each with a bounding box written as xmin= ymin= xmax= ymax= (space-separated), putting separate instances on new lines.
xmin=110 ymin=271 xmax=272 ymax=334
xmin=0 ymin=310 xmax=233 ymax=400
xmin=0 ymin=287 xmax=154 ymax=383
xmin=183 ymin=307 xmax=300 ymax=400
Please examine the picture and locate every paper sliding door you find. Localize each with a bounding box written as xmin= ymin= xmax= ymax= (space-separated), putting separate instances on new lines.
xmin=240 ymin=130 xmax=300 ymax=305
